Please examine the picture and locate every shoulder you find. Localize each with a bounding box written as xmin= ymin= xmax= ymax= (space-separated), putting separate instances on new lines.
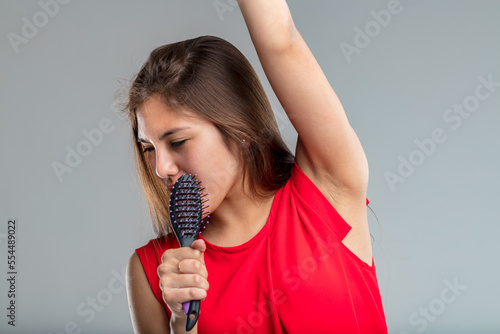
xmin=126 ymin=251 xmax=146 ymax=290
xmin=127 ymin=251 xmax=141 ymax=272
xmin=276 ymin=160 xmax=365 ymax=229
xmin=287 ymin=160 xmax=374 ymax=267
xmin=126 ymin=251 xmax=171 ymax=333
xmin=292 ymin=157 xmax=368 ymax=213
xmin=135 ymin=234 xmax=179 ymax=261
xmin=126 ymin=234 xmax=178 ymax=333
xmin=133 ymin=235 xmax=179 ymax=289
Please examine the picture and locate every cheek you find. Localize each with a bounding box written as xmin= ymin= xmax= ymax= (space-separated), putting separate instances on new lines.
xmin=203 ymin=150 xmax=240 ymax=195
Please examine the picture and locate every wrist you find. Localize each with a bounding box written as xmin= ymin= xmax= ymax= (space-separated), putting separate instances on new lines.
xmin=170 ymin=313 xmax=197 ymax=334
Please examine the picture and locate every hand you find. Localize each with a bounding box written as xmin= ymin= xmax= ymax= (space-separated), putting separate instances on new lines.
xmin=158 ymin=239 xmax=209 ymax=320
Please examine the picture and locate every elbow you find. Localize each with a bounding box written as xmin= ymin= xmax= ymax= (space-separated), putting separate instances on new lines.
xmin=280 ymin=21 xmax=300 ymax=51
xmin=256 ymin=21 xmax=300 ymax=55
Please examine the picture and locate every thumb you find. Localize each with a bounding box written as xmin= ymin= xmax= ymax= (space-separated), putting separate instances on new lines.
xmin=191 ymin=238 xmax=206 ymax=262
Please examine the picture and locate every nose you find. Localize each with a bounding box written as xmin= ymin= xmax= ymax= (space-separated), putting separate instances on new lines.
xmin=155 ymin=149 xmax=179 ymax=180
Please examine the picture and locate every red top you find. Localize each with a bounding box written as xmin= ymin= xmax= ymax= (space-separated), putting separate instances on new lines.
xmin=135 ymin=162 xmax=388 ymax=333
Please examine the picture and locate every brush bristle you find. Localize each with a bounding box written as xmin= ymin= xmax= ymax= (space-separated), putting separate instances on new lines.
xmin=169 ymin=174 xmax=210 ymax=245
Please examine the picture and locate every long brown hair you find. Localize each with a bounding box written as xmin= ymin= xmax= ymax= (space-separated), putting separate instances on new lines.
xmin=123 ymin=35 xmax=294 ymax=238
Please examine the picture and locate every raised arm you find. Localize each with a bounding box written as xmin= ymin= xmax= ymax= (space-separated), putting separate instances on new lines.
xmin=238 ymin=0 xmax=369 ymax=199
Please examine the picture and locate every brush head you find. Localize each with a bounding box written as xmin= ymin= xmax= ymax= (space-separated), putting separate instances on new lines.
xmin=169 ymin=174 xmax=210 ymax=248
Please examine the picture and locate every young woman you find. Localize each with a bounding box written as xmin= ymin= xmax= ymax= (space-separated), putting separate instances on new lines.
xmin=125 ymin=1 xmax=388 ymax=333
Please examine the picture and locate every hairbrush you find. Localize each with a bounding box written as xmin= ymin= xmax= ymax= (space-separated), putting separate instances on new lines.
xmin=169 ymin=174 xmax=210 ymax=331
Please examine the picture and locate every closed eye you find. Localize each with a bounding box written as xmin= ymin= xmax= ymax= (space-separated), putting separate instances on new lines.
xmin=141 ymin=139 xmax=185 ymax=153
xmin=171 ymin=140 xmax=186 ymax=148
xmin=142 ymin=146 xmax=154 ymax=153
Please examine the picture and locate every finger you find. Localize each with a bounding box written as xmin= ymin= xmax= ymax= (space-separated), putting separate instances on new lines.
xmin=161 ymin=274 xmax=209 ymax=290
xmin=190 ymin=239 xmax=206 ymax=263
xmin=160 ymin=246 xmax=203 ymax=264
xmin=191 ymin=239 xmax=206 ymax=253
xmin=162 ymin=287 xmax=208 ymax=318
xmin=177 ymin=259 xmax=208 ymax=278
xmin=162 ymin=286 xmax=208 ymax=306
xmin=157 ymin=261 xmax=178 ymax=277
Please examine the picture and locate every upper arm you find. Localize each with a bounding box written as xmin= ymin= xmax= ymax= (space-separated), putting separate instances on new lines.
xmin=254 ymin=28 xmax=369 ymax=195
xmin=240 ymin=1 xmax=372 ymax=265
xmin=126 ymin=252 xmax=170 ymax=333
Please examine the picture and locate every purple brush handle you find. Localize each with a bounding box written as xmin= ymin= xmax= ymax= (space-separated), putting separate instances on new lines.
xmin=183 ymin=299 xmax=200 ymax=331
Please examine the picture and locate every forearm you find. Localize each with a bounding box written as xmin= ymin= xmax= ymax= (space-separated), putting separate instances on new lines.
xmin=237 ymin=0 xmax=298 ymax=52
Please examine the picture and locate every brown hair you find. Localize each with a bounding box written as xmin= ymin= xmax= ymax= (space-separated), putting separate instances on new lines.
xmin=123 ymin=35 xmax=294 ymax=237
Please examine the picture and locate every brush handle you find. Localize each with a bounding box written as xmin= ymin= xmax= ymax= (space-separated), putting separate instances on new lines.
xmin=180 ymin=243 xmax=200 ymax=331
xmin=183 ymin=300 xmax=200 ymax=331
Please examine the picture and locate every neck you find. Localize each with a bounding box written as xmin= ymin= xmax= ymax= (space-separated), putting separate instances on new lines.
xmin=201 ymin=189 xmax=275 ymax=247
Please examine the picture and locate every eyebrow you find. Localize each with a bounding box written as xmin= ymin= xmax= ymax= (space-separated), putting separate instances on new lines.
xmin=137 ymin=127 xmax=190 ymax=143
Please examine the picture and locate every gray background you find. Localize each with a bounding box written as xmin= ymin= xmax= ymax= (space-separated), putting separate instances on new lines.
xmin=1 ymin=0 xmax=499 ymax=333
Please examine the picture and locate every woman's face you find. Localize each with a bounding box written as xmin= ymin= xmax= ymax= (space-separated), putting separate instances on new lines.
xmin=136 ymin=95 xmax=243 ymax=214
